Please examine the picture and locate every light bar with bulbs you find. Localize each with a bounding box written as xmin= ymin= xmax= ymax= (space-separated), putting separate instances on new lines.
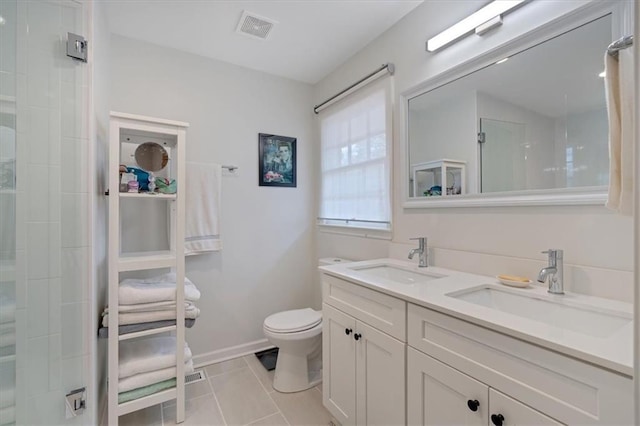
xmin=427 ymin=0 xmax=526 ymax=52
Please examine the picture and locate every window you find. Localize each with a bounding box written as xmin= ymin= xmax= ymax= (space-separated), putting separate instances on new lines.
xmin=318 ymin=79 xmax=392 ymax=231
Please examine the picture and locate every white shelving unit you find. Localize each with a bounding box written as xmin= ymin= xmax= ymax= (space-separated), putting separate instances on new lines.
xmin=411 ymin=159 xmax=466 ymax=197
xmin=108 ymin=112 xmax=188 ymax=424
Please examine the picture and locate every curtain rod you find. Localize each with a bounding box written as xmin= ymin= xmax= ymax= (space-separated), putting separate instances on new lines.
xmin=317 ymin=216 xmax=391 ymax=225
xmin=313 ymin=63 xmax=395 ymax=114
xmin=607 ymin=35 xmax=633 ymax=57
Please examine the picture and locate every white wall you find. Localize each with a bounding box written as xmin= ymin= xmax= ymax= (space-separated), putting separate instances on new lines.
xmin=315 ymin=1 xmax=634 ymax=301
xmin=109 ymin=35 xmax=316 ymax=362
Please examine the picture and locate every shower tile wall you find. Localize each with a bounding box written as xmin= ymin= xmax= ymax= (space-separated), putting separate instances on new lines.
xmin=7 ymin=1 xmax=90 ymax=424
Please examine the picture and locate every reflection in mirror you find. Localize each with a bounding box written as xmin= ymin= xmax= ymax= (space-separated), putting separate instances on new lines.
xmin=408 ymin=14 xmax=611 ymax=198
xmin=134 ymin=142 xmax=169 ymax=172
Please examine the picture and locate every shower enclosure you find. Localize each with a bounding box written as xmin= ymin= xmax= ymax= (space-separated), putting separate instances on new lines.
xmin=0 ymin=1 xmax=92 ymax=424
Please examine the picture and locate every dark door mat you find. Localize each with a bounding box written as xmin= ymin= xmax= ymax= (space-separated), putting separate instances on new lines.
xmin=255 ymin=347 xmax=279 ymax=371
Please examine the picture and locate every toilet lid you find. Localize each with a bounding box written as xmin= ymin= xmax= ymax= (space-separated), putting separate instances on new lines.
xmin=264 ymin=308 xmax=322 ymax=333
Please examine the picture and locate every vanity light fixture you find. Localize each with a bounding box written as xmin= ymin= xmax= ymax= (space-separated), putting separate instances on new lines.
xmin=0 ymin=15 xmax=5 ymax=26
xmin=598 ymin=70 xmax=606 ymax=77
xmin=427 ymin=0 xmax=526 ymax=52
xmin=495 ymin=57 xmax=509 ymax=64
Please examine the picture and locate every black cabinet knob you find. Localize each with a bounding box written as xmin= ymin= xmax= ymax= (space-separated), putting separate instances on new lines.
xmin=354 ymin=333 xmax=362 ymax=341
xmin=345 ymin=328 xmax=352 ymax=335
xmin=491 ymin=414 xmax=505 ymax=426
xmin=467 ymin=399 xmax=479 ymax=412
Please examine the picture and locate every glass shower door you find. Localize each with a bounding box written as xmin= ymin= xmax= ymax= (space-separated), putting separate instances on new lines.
xmin=479 ymin=118 xmax=526 ymax=193
xmin=1 ymin=1 xmax=91 ymax=424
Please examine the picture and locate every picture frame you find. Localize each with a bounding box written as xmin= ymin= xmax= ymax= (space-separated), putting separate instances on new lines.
xmin=258 ymin=133 xmax=297 ymax=187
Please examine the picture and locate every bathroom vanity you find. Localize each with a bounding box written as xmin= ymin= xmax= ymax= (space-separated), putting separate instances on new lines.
xmin=320 ymin=259 xmax=633 ymax=425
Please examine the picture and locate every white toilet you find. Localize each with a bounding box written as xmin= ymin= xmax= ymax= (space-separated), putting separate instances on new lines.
xmin=263 ymin=257 xmax=351 ymax=393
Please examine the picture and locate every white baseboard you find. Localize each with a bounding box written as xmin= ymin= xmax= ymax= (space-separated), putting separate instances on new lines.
xmin=193 ymin=339 xmax=275 ymax=369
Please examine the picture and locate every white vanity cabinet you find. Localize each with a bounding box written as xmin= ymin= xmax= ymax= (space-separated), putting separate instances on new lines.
xmin=322 ymin=275 xmax=406 ymax=426
xmin=407 ymin=304 xmax=633 ymax=425
xmin=407 ymin=348 xmax=561 ymax=426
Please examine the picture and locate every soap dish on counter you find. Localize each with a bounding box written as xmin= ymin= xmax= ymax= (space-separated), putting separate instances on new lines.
xmin=497 ymin=274 xmax=532 ymax=288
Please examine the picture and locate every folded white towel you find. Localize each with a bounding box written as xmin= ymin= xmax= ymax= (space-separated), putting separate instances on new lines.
xmin=185 ymin=162 xmax=222 ymax=255
xmin=0 ymin=386 xmax=14 ymax=410
xmin=0 ymin=332 xmax=14 ymax=348
xmin=118 ymin=359 xmax=194 ymax=393
xmin=104 ymin=301 xmax=194 ymax=314
xmin=0 ymin=405 xmax=14 ymax=426
xmin=119 ymin=336 xmax=192 ymax=379
xmin=119 ymin=273 xmax=201 ymax=305
xmin=0 ymin=297 xmax=15 ymax=324
xmin=102 ymin=305 xmax=200 ymax=327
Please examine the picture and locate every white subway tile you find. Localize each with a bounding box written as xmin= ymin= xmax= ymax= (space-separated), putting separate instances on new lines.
xmin=48 ymin=333 xmax=61 ymax=391
xmin=48 ymin=277 xmax=61 ymax=334
xmin=27 ymin=279 xmax=48 ymax=337
xmin=61 ymin=193 xmax=88 ymax=248
xmin=61 ymin=248 xmax=87 ymax=303
xmin=61 ymin=302 xmax=85 ymax=358
xmin=26 ymin=335 xmax=48 ymax=397
xmin=27 ymin=165 xmax=48 ymax=222
xmin=26 ymin=107 xmax=49 ymax=165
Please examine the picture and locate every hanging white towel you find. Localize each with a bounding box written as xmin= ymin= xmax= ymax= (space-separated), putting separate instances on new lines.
xmin=185 ymin=162 xmax=222 ymax=255
xmin=604 ymin=49 xmax=634 ymax=215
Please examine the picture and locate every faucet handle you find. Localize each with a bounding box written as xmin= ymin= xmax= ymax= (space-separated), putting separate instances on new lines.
xmin=541 ymin=249 xmax=563 ymax=258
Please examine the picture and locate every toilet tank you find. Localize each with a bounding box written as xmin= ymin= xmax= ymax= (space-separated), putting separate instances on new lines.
xmin=315 ymin=257 xmax=352 ymax=309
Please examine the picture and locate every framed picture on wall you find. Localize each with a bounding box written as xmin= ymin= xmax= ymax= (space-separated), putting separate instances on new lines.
xmin=258 ymin=133 xmax=297 ymax=187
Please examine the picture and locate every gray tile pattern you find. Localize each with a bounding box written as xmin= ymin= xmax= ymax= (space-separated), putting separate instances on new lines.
xmin=129 ymin=355 xmax=332 ymax=426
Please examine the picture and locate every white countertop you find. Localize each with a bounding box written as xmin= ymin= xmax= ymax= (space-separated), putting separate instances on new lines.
xmin=320 ymin=258 xmax=633 ymax=377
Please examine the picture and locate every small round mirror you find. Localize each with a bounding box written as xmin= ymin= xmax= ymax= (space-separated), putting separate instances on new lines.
xmin=134 ymin=142 xmax=168 ymax=172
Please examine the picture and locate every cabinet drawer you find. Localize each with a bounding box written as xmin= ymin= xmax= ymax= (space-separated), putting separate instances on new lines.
xmin=408 ymin=303 xmax=632 ymax=425
xmin=322 ymin=274 xmax=406 ymax=341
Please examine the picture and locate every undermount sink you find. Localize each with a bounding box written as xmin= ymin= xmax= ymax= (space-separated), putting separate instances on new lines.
xmin=350 ymin=264 xmax=444 ymax=285
xmin=448 ymin=286 xmax=632 ymax=338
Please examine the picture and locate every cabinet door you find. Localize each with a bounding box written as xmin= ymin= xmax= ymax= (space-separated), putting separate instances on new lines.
xmin=323 ymin=304 xmax=357 ymax=426
xmin=489 ymin=389 xmax=563 ymax=426
xmin=407 ymin=348 xmax=487 ymax=426
xmin=356 ymin=321 xmax=405 ymax=426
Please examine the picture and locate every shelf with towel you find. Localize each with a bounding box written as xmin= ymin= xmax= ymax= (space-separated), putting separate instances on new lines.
xmin=117 ymin=250 xmax=176 ymax=272
xmin=108 ymin=112 xmax=189 ymax=425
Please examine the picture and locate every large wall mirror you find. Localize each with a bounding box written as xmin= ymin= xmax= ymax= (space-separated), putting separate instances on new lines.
xmin=405 ymin=9 xmax=616 ymax=207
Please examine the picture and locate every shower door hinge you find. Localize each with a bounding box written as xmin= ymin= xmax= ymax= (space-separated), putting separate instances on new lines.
xmin=66 ymin=33 xmax=88 ymax=62
xmin=478 ymin=132 xmax=486 ymax=144
xmin=65 ymin=387 xmax=86 ymax=418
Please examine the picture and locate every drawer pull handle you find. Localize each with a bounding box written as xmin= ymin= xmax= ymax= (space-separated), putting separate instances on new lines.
xmin=354 ymin=333 xmax=362 ymax=341
xmin=467 ymin=399 xmax=479 ymax=412
xmin=345 ymin=328 xmax=352 ymax=335
xmin=491 ymin=414 xmax=504 ymax=426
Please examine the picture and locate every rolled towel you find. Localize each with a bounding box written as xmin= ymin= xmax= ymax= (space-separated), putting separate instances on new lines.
xmin=119 ymin=336 xmax=192 ymax=379
xmin=102 ymin=305 xmax=200 ymax=327
xmin=0 ymin=297 xmax=15 ymax=324
xmin=119 ymin=273 xmax=201 ymax=305
xmin=118 ymin=359 xmax=194 ymax=393
xmin=0 ymin=405 xmax=14 ymax=425
xmin=0 ymin=332 xmax=14 ymax=349
xmin=0 ymin=386 xmax=14 ymax=410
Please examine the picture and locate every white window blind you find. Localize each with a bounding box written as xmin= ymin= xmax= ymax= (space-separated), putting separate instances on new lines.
xmin=318 ymin=79 xmax=392 ymax=230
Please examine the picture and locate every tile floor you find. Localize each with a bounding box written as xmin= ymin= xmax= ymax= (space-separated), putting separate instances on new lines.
xmin=120 ymin=354 xmax=333 ymax=426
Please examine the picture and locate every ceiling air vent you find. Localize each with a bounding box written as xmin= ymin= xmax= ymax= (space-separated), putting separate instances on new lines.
xmin=236 ymin=11 xmax=277 ymax=40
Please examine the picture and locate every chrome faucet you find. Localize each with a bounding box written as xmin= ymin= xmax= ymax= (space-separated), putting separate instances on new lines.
xmin=537 ymin=249 xmax=564 ymax=295
xmin=408 ymin=237 xmax=428 ymax=267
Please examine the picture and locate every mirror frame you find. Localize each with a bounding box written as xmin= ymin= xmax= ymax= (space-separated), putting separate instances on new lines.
xmin=401 ymin=1 xmax=628 ymax=209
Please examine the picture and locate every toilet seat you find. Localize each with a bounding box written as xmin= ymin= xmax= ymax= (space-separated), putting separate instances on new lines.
xmin=264 ymin=308 xmax=322 ymax=334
